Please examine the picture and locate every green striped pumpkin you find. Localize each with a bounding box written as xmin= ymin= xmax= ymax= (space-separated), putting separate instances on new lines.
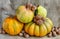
xmin=35 ymin=6 xmax=47 ymax=18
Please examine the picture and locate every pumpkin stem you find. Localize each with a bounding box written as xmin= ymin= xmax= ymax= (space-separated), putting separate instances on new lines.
xmin=37 ymin=5 xmax=39 ymax=7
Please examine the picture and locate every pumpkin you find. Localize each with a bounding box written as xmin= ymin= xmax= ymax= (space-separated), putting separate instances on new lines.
xmin=3 ymin=17 xmax=24 ymax=35
xmin=35 ymin=6 xmax=47 ymax=18
xmin=16 ymin=5 xmax=34 ymax=23
xmin=25 ymin=18 xmax=53 ymax=37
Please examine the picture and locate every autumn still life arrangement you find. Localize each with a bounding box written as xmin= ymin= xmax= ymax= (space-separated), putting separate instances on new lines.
xmin=0 ymin=3 xmax=60 ymax=38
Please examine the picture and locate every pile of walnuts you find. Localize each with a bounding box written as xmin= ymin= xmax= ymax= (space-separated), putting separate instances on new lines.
xmin=25 ymin=3 xmax=36 ymax=11
xmin=33 ymin=15 xmax=45 ymax=25
xmin=47 ymin=26 xmax=60 ymax=37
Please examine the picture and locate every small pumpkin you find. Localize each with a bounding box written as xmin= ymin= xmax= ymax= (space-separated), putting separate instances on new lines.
xmin=35 ymin=6 xmax=47 ymax=18
xmin=3 ymin=17 xmax=24 ymax=35
xmin=16 ymin=5 xmax=34 ymax=23
xmin=25 ymin=18 xmax=53 ymax=37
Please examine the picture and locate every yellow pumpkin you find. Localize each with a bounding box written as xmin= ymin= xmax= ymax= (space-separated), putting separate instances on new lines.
xmin=25 ymin=18 xmax=53 ymax=37
xmin=16 ymin=5 xmax=34 ymax=23
xmin=3 ymin=17 xmax=24 ymax=35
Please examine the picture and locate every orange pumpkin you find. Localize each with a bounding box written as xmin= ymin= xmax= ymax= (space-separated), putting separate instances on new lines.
xmin=3 ymin=17 xmax=24 ymax=35
xmin=25 ymin=18 xmax=53 ymax=37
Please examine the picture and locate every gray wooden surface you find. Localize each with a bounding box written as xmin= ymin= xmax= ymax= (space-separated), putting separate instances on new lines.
xmin=0 ymin=34 xmax=60 ymax=39
xmin=0 ymin=0 xmax=60 ymax=39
